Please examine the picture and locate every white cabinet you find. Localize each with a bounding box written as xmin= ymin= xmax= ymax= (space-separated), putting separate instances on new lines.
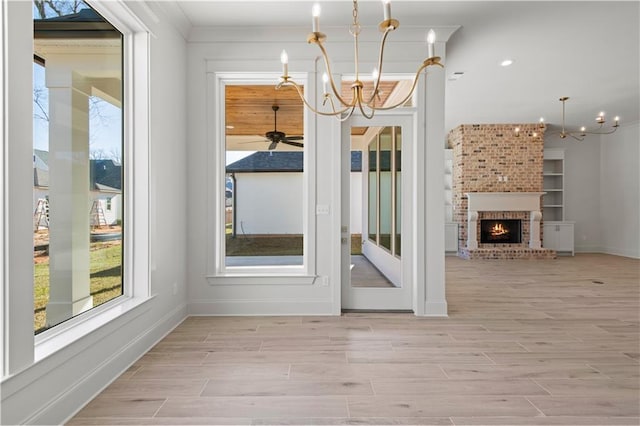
xmin=543 ymin=149 xmax=574 ymax=255
xmin=543 ymin=221 xmax=575 ymax=255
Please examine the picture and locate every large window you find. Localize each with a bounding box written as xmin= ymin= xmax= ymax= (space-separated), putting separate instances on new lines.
xmin=33 ymin=0 xmax=123 ymax=333
xmin=223 ymin=85 xmax=305 ymax=268
xmin=368 ymin=126 xmax=401 ymax=258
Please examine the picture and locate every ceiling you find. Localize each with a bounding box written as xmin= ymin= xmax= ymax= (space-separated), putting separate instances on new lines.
xmin=176 ymin=1 xmax=639 ymax=139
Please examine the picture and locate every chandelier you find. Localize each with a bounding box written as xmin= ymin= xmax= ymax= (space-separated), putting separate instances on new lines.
xmin=276 ymin=0 xmax=442 ymax=120
xmin=541 ymin=96 xmax=620 ymax=141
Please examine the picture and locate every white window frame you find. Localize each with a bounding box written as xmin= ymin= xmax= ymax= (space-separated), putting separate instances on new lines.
xmin=206 ymin=71 xmax=317 ymax=285
xmin=2 ymin=0 xmax=152 ymax=370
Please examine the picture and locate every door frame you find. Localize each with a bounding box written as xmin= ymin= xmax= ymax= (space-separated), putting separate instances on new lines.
xmin=340 ymin=111 xmax=416 ymax=311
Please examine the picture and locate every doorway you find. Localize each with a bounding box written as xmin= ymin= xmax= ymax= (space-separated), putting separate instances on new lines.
xmin=341 ymin=113 xmax=414 ymax=310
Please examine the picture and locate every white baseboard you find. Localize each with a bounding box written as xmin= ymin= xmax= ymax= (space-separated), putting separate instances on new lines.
xmin=575 ymin=245 xmax=640 ymax=259
xmin=188 ymin=299 xmax=336 ymax=316
xmin=423 ymin=300 xmax=448 ymax=317
xmin=26 ymin=303 xmax=187 ymax=425
xmin=599 ymin=246 xmax=640 ymax=259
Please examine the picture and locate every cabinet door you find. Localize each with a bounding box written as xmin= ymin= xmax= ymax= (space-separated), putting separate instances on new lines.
xmin=543 ymin=224 xmax=558 ymax=249
xmin=543 ymin=222 xmax=574 ymax=255
xmin=556 ymin=223 xmax=575 ymax=254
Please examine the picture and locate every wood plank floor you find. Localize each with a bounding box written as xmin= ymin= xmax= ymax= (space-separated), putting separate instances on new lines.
xmin=68 ymin=253 xmax=639 ymax=425
xmin=351 ymin=255 xmax=394 ymax=288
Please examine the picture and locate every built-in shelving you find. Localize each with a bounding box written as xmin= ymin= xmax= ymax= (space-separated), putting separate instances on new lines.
xmin=542 ymin=148 xmax=574 ymax=255
xmin=542 ymin=149 xmax=565 ymax=221
xmin=444 ymin=149 xmax=458 ymax=253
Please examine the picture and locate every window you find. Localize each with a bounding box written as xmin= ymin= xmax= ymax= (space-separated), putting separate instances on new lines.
xmin=367 ymin=126 xmax=402 ymax=258
xmin=222 ymin=84 xmax=305 ymax=269
xmin=33 ymin=0 xmax=124 ymax=333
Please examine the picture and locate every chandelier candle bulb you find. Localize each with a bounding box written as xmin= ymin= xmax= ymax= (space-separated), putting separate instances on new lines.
xmin=322 ymin=72 xmax=329 ymax=94
xmin=614 ymin=116 xmax=620 ymax=126
xmin=312 ymin=3 xmax=320 ymax=33
xmin=427 ymin=29 xmax=436 ymax=58
xmin=383 ymin=0 xmax=391 ymax=21
xmin=280 ymin=50 xmax=288 ymax=78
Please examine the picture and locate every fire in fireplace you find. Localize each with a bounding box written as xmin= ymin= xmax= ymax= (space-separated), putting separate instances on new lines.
xmin=480 ymin=219 xmax=522 ymax=244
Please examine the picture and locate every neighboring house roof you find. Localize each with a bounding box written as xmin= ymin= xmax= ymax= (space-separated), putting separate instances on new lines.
xmin=32 ymin=150 xmax=122 ymax=192
xmin=34 ymin=149 xmax=49 ymax=169
xmin=34 ymin=8 xmax=120 ymax=39
xmin=34 ymin=8 xmax=102 ymax=22
xmin=368 ymin=150 xmax=393 ymax=172
xmin=351 ymin=151 xmax=362 ymax=172
xmin=34 ymin=168 xmax=49 ymax=188
xmin=227 ymin=151 xmax=363 ymax=173
xmin=90 ymin=159 xmax=122 ymax=191
xmin=33 ymin=149 xmax=50 ymax=187
xmin=94 ymin=183 xmax=120 ymax=193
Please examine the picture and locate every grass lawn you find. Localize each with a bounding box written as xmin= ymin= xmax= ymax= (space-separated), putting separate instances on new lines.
xmin=225 ymin=234 xmax=363 ymax=256
xmin=34 ymin=242 xmax=123 ymax=333
xmin=225 ymin=235 xmax=303 ymax=256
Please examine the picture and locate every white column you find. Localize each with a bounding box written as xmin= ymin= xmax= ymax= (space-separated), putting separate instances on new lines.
xmin=467 ymin=210 xmax=479 ymax=249
xmin=529 ymin=210 xmax=542 ymax=249
xmin=46 ymin=69 xmax=93 ymax=327
xmin=421 ymin=38 xmax=448 ymax=316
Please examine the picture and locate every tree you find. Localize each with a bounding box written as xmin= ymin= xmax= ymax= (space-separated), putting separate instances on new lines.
xmin=33 ymin=0 xmax=87 ymax=19
xmin=33 ymin=0 xmax=120 ymax=161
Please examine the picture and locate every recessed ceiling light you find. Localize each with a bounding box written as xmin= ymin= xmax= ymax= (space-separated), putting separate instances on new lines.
xmin=226 ymin=125 xmax=235 ymax=130
xmin=500 ymin=59 xmax=513 ymax=67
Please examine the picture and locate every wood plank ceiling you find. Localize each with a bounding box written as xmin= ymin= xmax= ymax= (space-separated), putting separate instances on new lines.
xmin=224 ymin=81 xmax=398 ymax=140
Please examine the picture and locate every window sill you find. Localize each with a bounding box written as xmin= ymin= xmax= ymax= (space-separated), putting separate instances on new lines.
xmin=207 ymin=274 xmax=318 ymax=286
xmin=34 ymin=295 xmax=154 ymax=362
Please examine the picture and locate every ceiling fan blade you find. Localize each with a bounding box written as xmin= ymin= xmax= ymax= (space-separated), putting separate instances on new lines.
xmin=268 ymin=140 xmax=279 ymax=150
xmin=282 ymin=140 xmax=304 ymax=148
xmin=284 ymin=135 xmax=304 ymax=140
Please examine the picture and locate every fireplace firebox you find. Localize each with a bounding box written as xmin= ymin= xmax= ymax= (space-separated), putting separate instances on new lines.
xmin=480 ymin=219 xmax=522 ymax=244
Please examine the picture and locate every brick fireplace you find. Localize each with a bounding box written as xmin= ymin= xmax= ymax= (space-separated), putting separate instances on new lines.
xmin=448 ymin=124 xmax=556 ymax=259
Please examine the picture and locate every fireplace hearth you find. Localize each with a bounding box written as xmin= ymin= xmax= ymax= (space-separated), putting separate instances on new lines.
xmin=481 ymin=219 xmax=521 ymax=244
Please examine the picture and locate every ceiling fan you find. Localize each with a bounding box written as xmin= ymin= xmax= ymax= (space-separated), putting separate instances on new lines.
xmin=250 ymin=105 xmax=303 ymax=150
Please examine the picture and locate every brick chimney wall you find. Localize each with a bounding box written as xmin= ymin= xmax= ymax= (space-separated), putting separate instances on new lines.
xmin=448 ymin=124 xmax=545 ymax=251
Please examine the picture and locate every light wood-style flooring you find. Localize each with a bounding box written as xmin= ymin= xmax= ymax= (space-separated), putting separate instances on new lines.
xmin=69 ymin=254 xmax=639 ymax=425
xmin=350 ymin=255 xmax=394 ymax=288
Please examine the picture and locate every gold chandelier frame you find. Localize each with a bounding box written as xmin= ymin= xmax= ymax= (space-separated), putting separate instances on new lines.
xmin=276 ymin=0 xmax=442 ymax=120
xmin=544 ymin=96 xmax=620 ymax=142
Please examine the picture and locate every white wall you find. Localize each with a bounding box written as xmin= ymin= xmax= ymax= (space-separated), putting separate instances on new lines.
xmin=545 ymin=133 xmax=602 ymax=252
xmin=0 ymin=2 xmax=189 ymax=424
xmin=91 ymin=194 xmax=122 ymax=225
xmin=233 ymin=172 xmax=362 ymax=236
xmin=545 ymin=123 xmax=640 ymax=258
xmin=186 ymin=25 xmax=448 ymax=316
xmin=235 ymin=173 xmax=303 ymax=234
xmin=600 ymin=122 xmax=640 ymax=258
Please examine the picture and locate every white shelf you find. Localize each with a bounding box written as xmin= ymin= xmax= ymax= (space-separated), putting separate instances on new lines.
xmin=542 ymin=149 xmax=565 ymax=222
xmin=444 ymin=149 xmax=457 ymax=252
xmin=542 ymin=149 xmax=573 ymax=254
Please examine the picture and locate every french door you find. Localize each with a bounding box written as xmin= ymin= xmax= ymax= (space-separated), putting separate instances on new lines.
xmin=340 ymin=113 xmax=414 ymax=310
